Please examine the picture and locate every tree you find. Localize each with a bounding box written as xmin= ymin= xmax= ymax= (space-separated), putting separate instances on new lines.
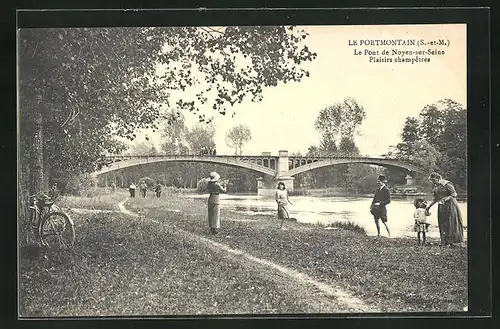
xmin=387 ymin=99 xmax=466 ymax=189
xmin=161 ymin=110 xmax=189 ymax=154
xmin=338 ymin=136 xmax=359 ymax=156
xmin=186 ymin=124 xmax=216 ymax=153
xmin=314 ymin=97 xmax=366 ymax=143
xmin=319 ymin=135 xmax=338 ymax=156
xmin=19 ymin=26 xmax=316 ymax=244
xmin=225 ymin=124 xmax=252 ymax=155
xmin=392 ymin=117 xmax=421 ymax=158
xmin=127 ymin=140 xmax=158 ymax=156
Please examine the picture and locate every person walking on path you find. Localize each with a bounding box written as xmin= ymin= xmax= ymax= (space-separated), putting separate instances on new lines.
xmin=370 ymin=175 xmax=391 ymax=237
xmin=275 ymin=182 xmax=293 ymax=228
xmin=129 ymin=182 xmax=136 ymax=198
xmin=154 ymin=182 xmax=162 ymax=198
xmin=206 ymin=172 xmax=227 ymax=234
xmin=139 ymin=181 xmax=148 ymax=198
xmin=425 ymin=172 xmax=464 ymax=247
xmin=413 ymin=198 xmax=431 ymax=245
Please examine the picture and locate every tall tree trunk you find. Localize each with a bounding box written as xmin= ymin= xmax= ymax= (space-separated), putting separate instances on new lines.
xmin=33 ymin=109 xmax=45 ymax=193
xmin=20 ymin=105 xmax=45 ymax=247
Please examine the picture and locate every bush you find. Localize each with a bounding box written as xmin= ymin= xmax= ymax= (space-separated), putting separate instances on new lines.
xmin=63 ymin=173 xmax=98 ymax=196
xmin=348 ymin=173 xmax=379 ymax=194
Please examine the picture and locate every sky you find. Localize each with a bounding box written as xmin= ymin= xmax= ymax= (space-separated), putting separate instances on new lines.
xmin=132 ymin=24 xmax=466 ymax=157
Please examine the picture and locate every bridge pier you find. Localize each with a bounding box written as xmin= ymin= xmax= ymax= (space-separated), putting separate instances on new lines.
xmin=405 ymin=174 xmax=415 ymax=186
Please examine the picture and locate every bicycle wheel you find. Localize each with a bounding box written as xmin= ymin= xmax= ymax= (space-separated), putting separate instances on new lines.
xmin=39 ymin=211 xmax=75 ymax=250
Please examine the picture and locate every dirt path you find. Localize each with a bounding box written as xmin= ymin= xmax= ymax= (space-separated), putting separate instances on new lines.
xmin=117 ymin=198 xmax=379 ymax=313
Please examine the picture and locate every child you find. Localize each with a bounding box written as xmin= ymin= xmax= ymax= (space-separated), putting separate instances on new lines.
xmin=413 ymin=198 xmax=431 ymax=245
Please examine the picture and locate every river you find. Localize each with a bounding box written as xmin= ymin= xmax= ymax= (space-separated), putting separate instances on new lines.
xmin=186 ymin=194 xmax=468 ymax=240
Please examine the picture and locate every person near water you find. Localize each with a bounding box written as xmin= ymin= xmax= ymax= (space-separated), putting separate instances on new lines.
xmin=154 ymin=182 xmax=162 ymax=198
xmin=425 ymin=172 xmax=464 ymax=247
xmin=370 ymin=175 xmax=391 ymax=237
xmin=413 ymin=198 xmax=431 ymax=245
xmin=206 ymin=172 xmax=227 ymax=234
xmin=139 ymin=181 xmax=148 ymax=198
xmin=275 ymin=182 xmax=293 ymax=222
xmin=129 ymin=182 xmax=136 ymax=198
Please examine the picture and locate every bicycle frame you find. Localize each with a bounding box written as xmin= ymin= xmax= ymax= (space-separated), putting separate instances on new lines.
xmin=29 ymin=195 xmax=55 ymax=230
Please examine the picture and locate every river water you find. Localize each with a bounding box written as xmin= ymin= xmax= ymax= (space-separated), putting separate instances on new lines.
xmin=186 ymin=194 xmax=468 ymax=240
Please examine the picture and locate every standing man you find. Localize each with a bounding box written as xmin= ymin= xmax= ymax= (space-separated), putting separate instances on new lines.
xmin=370 ymin=175 xmax=391 ymax=237
xmin=129 ymin=182 xmax=136 ymax=198
xmin=140 ymin=181 xmax=148 ymax=198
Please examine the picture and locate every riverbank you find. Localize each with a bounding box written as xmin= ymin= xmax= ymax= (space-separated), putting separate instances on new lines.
xmin=127 ymin=192 xmax=467 ymax=312
xmin=20 ymin=192 xmax=353 ymax=316
xmin=19 ymin=191 xmax=467 ymax=316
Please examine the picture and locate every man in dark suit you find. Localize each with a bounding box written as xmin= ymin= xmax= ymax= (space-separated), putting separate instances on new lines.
xmin=370 ymin=175 xmax=391 ymax=237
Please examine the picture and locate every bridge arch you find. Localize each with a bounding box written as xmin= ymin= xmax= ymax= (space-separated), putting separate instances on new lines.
xmin=91 ymin=155 xmax=277 ymax=178
xmin=286 ymin=157 xmax=426 ymax=177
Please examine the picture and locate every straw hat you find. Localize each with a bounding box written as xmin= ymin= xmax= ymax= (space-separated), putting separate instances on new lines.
xmin=208 ymin=172 xmax=220 ymax=182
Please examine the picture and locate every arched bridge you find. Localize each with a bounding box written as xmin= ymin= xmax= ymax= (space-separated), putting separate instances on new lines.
xmin=92 ymin=151 xmax=426 ymax=179
xmin=286 ymin=156 xmax=426 ymax=176
xmin=92 ymin=154 xmax=277 ymax=177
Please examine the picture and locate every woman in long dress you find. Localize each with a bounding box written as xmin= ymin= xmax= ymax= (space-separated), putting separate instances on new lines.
xmin=426 ymin=172 xmax=464 ymax=246
xmin=275 ymin=182 xmax=293 ymax=221
xmin=206 ymin=172 xmax=227 ymax=234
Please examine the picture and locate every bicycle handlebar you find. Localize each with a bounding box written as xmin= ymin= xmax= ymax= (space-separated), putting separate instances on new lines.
xmin=28 ymin=192 xmax=51 ymax=199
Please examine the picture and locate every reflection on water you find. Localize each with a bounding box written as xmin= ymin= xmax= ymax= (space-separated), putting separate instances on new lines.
xmin=186 ymin=193 xmax=468 ymax=240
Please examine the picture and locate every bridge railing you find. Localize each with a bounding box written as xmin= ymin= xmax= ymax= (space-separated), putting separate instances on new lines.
xmin=102 ymin=154 xmax=422 ymax=170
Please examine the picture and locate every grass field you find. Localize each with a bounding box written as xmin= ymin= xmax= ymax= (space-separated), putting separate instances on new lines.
xmin=19 ymin=190 xmax=468 ymax=316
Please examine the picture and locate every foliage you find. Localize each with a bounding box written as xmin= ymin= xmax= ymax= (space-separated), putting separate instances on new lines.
xmin=63 ymin=172 xmax=98 ymax=196
xmin=127 ymin=140 xmax=158 ymax=156
xmin=338 ymin=137 xmax=359 ymax=156
xmin=388 ymin=99 xmax=466 ymax=189
xmin=302 ymin=98 xmax=366 ymax=189
xmin=186 ymin=124 xmax=216 ymax=153
xmin=225 ymin=124 xmax=252 ymax=155
xmin=314 ymin=97 xmax=366 ymax=143
xmin=196 ymin=178 xmax=210 ymax=193
xmin=18 ymin=26 xmax=316 ymax=241
xmin=160 ymin=110 xmax=190 ymax=154
xmin=344 ymin=166 xmax=378 ymax=193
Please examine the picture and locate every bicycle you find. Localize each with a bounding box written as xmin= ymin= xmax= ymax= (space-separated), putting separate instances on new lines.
xmin=29 ymin=192 xmax=75 ymax=250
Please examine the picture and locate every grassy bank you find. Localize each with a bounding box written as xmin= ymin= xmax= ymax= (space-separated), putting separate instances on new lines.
xmin=127 ymin=193 xmax=468 ymax=313
xmin=19 ymin=190 xmax=467 ymax=316
xmin=19 ymin=192 xmax=350 ymax=316
xmin=56 ymin=190 xmax=126 ymax=210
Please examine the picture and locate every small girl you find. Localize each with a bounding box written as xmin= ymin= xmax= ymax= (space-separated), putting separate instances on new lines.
xmin=413 ymin=198 xmax=431 ymax=245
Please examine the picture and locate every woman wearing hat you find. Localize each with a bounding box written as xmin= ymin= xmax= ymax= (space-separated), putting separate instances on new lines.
xmin=206 ymin=172 xmax=227 ymax=234
xmin=425 ymin=172 xmax=464 ymax=246
xmin=370 ymin=174 xmax=391 ymax=237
